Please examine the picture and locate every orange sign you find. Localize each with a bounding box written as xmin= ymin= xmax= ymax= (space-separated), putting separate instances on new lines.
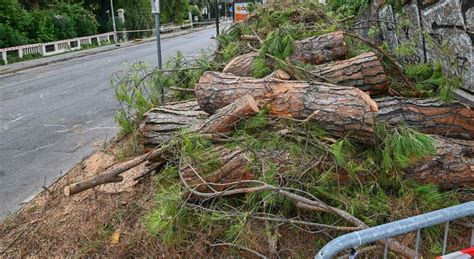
xmin=234 ymin=2 xmax=249 ymax=22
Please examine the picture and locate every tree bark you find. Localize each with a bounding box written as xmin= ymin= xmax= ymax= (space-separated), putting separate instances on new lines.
xmin=195 ymin=72 xmax=377 ymax=144
xmin=404 ymin=136 xmax=474 ymax=189
xmin=289 ymin=30 xmax=347 ymax=64
xmin=311 ymin=52 xmax=388 ymax=95
xmin=140 ymin=100 xmax=209 ymax=148
xmin=375 ymin=97 xmax=474 ymax=139
xmin=222 ymin=31 xmax=348 ymax=77
xmin=222 ymin=52 xmax=258 ymax=77
xmin=193 ymin=94 xmax=260 ymax=133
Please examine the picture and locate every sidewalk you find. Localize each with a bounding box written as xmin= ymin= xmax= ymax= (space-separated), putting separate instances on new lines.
xmin=0 ymin=24 xmax=216 ymax=76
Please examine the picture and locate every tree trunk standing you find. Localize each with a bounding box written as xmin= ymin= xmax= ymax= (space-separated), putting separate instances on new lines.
xmin=311 ymin=52 xmax=388 ymax=95
xmin=375 ymin=97 xmax=474 ymax=139
xmin=140 ymin=100 xmax=209 ymax=148
xmin=195 ymin=72 xmax=377 ymax=144
xmin=289 ymin=30 xmax=347 ymax=64
xmin=404 ymin=136 xmax=474 ymax=189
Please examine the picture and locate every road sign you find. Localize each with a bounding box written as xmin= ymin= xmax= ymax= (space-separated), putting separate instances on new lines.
xmin=151 ymin=0 xmax=160 ymax=14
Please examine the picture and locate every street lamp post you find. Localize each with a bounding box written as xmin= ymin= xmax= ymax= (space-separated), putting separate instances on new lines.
xmin=110 ymin=0 xmax=118 ymax=46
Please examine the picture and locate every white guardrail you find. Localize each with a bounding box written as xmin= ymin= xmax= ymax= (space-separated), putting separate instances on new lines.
xmin=0 ymin=21 xmax=213 ymax=65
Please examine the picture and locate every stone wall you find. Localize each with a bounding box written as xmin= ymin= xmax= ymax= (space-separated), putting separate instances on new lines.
xmin=370 ymin=0 xmax=473 ymax=94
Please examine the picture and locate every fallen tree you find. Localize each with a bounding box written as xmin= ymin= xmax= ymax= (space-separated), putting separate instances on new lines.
xmin=222 ymin=31 xmax=348 ymax=77
xmin=375 ymin=97 xmax=474 ymax=139
xmin=195 ymin=71 xmax=377 ymax=144
xmin=311 ymin=51 xmax=388 ymax=95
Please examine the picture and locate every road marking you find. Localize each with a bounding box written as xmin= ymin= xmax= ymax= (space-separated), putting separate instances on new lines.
xmin=13 ymin=144 xmax=54 ymax=158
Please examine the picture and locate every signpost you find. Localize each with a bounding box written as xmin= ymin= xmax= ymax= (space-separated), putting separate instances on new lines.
xmin=151 ymin=0 xmax=163 ymax=102
xmin=151 ymin=0 xmax=162 ymax=69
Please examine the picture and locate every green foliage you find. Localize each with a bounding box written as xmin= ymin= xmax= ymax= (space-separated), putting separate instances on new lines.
xmin=405 ymin=62 xmax=461 ymax=101
xmin=159 ymin=0 xmax=190 ymax=24
xmin=0 ymin=0 xmax=99 ymax=47
xmin=252 ymin=57 xmax=271 ymax=78
xmin=327 ymin=0 xmax=368 ymax=17
xmin=376 ymin=124 xmax=436 ymax=172
xmin=118 ymin=0 xmax=154 ymax=39
xmin=112 ymin=52 xmax=219 ymax=133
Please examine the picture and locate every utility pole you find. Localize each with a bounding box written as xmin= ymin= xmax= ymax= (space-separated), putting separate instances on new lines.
xmin=215 ymin=0 xmax=219 ymax=36
xmin=110 ymin=0 xmax=118 ymax=46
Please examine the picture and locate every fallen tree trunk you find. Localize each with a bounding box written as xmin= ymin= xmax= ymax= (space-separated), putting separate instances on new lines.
xmin=311 ymin=52 xmax=388 ymax=95
xmin=195 ymin=72 xmax=377 ymax=144
xmin=375 ymin=97 xmax=474 ymax=139
xmin=222 ymin=52 xmax=258 ymax=77
xmin=65 ymin=95 xmax=259 ymax=196
xmin=222 ymin=31 xmax=347 ymax=77
xmin=140 ymin=100 xmax=208 ymax=148
xmin=405 ymin=136 xmax=474 ymax=189
xmin=290 ymin=30 xmax=347 ymax=64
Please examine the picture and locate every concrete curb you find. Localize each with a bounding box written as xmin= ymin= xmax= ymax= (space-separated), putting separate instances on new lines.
xmin=0 ymin=25 xmax=215 ymax=76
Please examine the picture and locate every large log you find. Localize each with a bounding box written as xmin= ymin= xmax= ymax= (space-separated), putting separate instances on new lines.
xmin=290 ymin=31 xmax=347 ymax=64
xmin=195 ymin=72 xmax=377 ymax=144
xmin=405 ymin=136 xmax=474 ymax=189
xmin=311 ymin=52 xmax=388 ymax=95
xmin=222 ymin=31 xmax=347 ymax=77
xmin=140 ymin=100 xmax=209 ymax=147
xmin=375 ymin=97 xmax=474 ymax=139
xmin=222 ymin=52 xmax=258 ymax=77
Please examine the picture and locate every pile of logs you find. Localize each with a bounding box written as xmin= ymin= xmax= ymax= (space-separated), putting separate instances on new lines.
xmin=63 ymin=30 xmax=474 ymax=257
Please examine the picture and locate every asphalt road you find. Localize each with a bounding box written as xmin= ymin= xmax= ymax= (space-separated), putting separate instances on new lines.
xmin=0 ymin=27 xmax=217 ymax=220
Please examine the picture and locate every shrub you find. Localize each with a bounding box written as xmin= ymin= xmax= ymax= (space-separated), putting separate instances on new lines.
xmin=0 ymin=24 xmax=29 ymax=48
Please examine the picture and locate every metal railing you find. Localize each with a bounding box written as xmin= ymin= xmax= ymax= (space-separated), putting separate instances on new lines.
xmin=0 ymin=21 xmax=215 ymax=65
xmin=315 ymin=201 xmax=474 ymax=258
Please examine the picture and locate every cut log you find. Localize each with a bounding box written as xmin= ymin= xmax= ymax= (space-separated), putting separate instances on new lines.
xmin=311 ymin=52 xmax=388 ymax=95
xmin=404 ymin=136 xmax=474 ymax=189
xmin=222 ymin=52 xmax=258 ymax=77
xmin=140 ymin=100 xmax=208 ymax=147
xmin=193 ymin=94 xmax=260 ymax=133
xmin=375 ymin=97 xmax=474 ymax=139
xmin=290 ymin=31 xmax=347 ymax=64
xmin=65 ymin=95 xmax=260 ymax=196
xmin=222 ymin=31 xmax=347 ymax=77
xmin=195 ymin=72 xmax=377 ymax=144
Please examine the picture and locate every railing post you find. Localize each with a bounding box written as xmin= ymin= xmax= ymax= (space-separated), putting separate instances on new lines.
xmin=1 ymin=50 xmax=7 ymax=65
xmin=77 ymin=40 xmax=81 ymax=49
xmin=96 ymin=36 xmax=101 ymax=46
xmin=442 ymin=221 xmax=449 ymax=255
xmin=18 ymin=48 xmax=24 ymax=59
xmin=40 ymin=44 xmax=46 ymax=56
xmin=471 ymin=224 xmax=474 ymax=246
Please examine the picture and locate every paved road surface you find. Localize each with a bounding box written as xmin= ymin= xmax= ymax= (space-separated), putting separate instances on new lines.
xmin=0 ymin=27 xmax=217 ymax=220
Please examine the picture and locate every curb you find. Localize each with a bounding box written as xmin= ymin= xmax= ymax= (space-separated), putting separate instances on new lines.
xmin=0 ymin=25 xmax=215 ymax=76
